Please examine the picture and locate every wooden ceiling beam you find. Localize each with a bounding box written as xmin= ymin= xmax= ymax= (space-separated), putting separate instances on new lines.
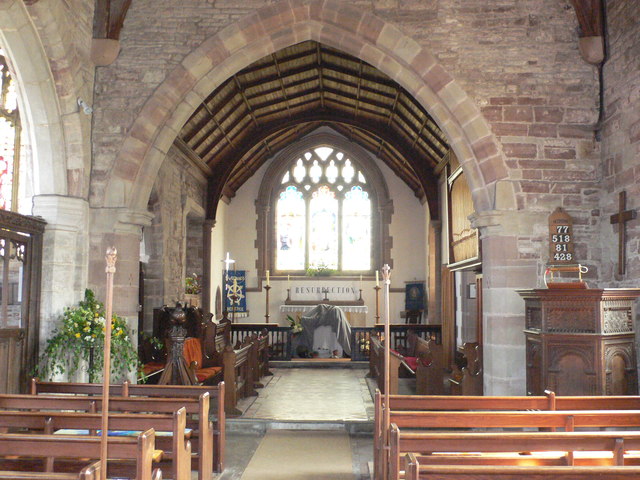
xmin=206 ymin=109 xmax=440 ymax=221
xmin=233 ymin=75 xmax=260 ymax=128
xmin=93 ymin=0 xmax=132 ymax=40
xmin=570 ymin=0 xmax=603 ymax=37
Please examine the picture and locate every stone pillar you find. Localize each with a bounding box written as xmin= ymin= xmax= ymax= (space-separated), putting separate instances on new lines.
xmin=471 ymin=209 xmax=542 ymax=395
xmin=88 ymin=208 xmax=154 ymax=326
xmin=202 ymin=219 xmax=215 ymax=313
xmin=32 ymin=195 xmax=90 ymax=344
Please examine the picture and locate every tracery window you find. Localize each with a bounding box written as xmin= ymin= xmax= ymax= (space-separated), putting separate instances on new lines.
xmin=275 ymin=146 xmax=372 ymax=273
xmin=0 ymin=48 xmax=20 ymax=212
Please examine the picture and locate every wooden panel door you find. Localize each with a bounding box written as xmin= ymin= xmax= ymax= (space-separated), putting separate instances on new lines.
xmin=0 ymin=234 xmax=30 ymax=393
xmin=0 ymin=211 xmax=45 ymax=394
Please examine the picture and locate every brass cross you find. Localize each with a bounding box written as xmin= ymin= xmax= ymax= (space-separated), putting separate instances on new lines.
xmin=610 ymin=191 xmax=636 ymax=275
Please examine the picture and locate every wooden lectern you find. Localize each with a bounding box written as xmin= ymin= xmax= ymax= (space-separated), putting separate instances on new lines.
xmin=518 ymin=288 xmax=640 ymax=396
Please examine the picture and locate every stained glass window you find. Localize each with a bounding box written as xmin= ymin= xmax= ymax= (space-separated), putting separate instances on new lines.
xmin=275 ymin=145 xmax=372 ymax=273
xmin=0 ymin=48 xmax=20 ymax=212
xmin=276 ymin=186 xmax=306 ymax=270
xmin=342 ymin=186 xmax=371 ymax=270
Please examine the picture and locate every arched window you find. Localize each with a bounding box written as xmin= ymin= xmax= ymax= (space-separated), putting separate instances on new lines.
xmin=274 ymin=145 xmax=373 ymax=273
xmin=0 ymin=47 xmax=20 ymax=211
xmin=256 ymin=134 xmax=393 ymax=277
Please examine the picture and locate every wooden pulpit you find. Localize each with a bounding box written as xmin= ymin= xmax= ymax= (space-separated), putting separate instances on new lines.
xmin=518 ymin=288 xmax=640 ymax=396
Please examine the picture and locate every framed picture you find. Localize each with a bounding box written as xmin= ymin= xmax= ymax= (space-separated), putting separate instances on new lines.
xmin=467 ymin=283 xmax=477 ymax=299
xmin=405 ymin=282 xmax=425 ymax=311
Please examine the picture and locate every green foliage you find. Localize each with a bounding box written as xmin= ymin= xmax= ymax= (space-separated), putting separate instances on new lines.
xmin=185 ymin=274 xmax=201 ymax=294
xmin=34 ymin=289 xmax=139 ymax=383
xmin=305 ymin=263 xmax=336 ymax=277
xmin=287 ymin=314 xmax=303 ymax=334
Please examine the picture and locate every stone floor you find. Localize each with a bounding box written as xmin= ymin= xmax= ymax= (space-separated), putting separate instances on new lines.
xmin=218 ymin=365 xmax=374 ymax=479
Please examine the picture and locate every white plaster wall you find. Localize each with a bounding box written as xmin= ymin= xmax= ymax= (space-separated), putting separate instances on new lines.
xmin=222 ymin=147 xmax=428 ymax=326
xmin=211 ymin=201 xmax=228 ymax=318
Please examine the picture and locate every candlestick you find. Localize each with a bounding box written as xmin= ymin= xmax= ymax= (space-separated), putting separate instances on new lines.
xmin=381 ymin=263 xmax=391 ymax=454
xmin=374 ymin=285 xmax=381 ymax=324
xmin=376 ymin=270 xmax=379 ymax=287
xmin=264 ymin=284 xmax=271 ymax=323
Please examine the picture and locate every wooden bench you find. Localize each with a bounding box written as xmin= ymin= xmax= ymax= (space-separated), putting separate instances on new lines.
xmin=222 ymin=340 xmax=256 ymax=415
xmin=370 ymin=334 xmax=444 ymax=395
xmin=2 ymin=393 xmax=214 ymax=480
xmin=448 ymin=342 xmax=482 ymax=395
xmin=390 ymin=427 xmax=640 ymax=480
xmin=0 ymin=429 xmax=160 ymax=480
xmin=30 ymin=380 xmax=224 ymax=475
xmin=375 ymin=391 xmax=640 ymax=480
xmin=0 ymin=409 xmax=189 ymax=480
xmin=404 ymin=453 xmax=640 ymax=480
xmin=0 ymin=461 xmax=101 ymax=480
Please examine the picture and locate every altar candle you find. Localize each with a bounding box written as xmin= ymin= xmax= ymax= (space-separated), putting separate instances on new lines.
xmin=376 ymin=270 xmax=379 ymax=287
xmin=266 ymin=270 xmax=270 ymax=286
xmin=287 ymin=274 xmax=290 ymax=289
xmin=360 ymin=274 xmax=363 ymax=289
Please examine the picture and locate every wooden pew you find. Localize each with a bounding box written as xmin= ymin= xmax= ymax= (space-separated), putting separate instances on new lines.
xmin=404 ymin=453 xmax=640 ymax=480
xmin=0 ymin=461 xmax=101 ymax=480
xmin=448 ymin=342 xmax=482 ymax=395
xmin=369 ymin=334 xmax=404 ymax=394
xmin=390 ymin=427 xmax=640 ymax=480
xmin=0 ymin=393 xmax=214 ymax=480
xmin=0 ymin=409 xmax=190 ymax=480
xmin=222 ymin=340 xmax=255 ymax=415
xmin=0 ymin=429 xmax=160 ymax=480
xmin=375 ymin=390 xmax=640 ymax=480
xmin=30 ymin=380 xmax=224 ymax=475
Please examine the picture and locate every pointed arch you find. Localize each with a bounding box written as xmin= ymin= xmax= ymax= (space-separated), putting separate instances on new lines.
xmin=0 ymin=0 xmax=70 ymax=201
xmin=101 ymin=0 xmax=510 ymax=218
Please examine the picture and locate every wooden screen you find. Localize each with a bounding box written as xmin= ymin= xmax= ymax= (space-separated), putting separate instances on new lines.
xmin=449 ymin=172 xmax=479 ymax=264
xmin=0 ymin=210 xmax=44 ymax=393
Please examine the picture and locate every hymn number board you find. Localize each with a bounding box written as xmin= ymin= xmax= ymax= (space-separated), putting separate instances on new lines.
xmin=548 ymin=207 xmax=576 ymax=264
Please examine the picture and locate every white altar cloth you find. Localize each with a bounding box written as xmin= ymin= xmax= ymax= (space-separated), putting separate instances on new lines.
xmin=280 ymin=304 xmax=368 ymax=314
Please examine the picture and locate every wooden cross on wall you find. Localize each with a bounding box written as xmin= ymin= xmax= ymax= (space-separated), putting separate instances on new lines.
xmin=610 ymin=191 xmax=637 ymax=275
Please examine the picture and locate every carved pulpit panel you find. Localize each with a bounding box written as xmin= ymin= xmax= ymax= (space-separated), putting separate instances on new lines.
xmin=519 ymin=288 xmax=640 ymax=396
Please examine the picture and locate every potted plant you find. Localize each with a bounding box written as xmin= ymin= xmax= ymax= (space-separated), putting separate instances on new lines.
xmin=34 ymin=289 xmax=139 ymax=383
xmin=184 ymin=273 xmax=202 ymax=307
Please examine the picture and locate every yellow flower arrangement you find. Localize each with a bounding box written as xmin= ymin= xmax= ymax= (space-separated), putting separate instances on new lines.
xmin=34 ymin=289 xmax=139 ymax=383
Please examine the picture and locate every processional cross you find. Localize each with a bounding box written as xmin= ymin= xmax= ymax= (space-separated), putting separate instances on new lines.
xmin=610 ymin=191 xmax=636 ymax=275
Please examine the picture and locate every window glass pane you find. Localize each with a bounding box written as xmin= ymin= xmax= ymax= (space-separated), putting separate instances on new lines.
xmin=281 ymin=171 xmax=290 ymax=183
xmin=0 ymin=118 xmax=15 ymax=211
xmin=309 ymin=160 xmax=321 ymax=183
xmin=276 ymin=186 xmax=305 ymax=270
xmin=326 ymin=160 xmax=338 ymax=183
xmin=342 ymin=186 xmax=371 ymax=270
xmin=342 ymin=159 xmax=354 ymax=183
xmin=309 ymin=186 xmax=338 ymax=269
xmin=293 ymin=159 xmax=305 ymax=183
xmin=314 ymin=147 xmax=333 ymax=161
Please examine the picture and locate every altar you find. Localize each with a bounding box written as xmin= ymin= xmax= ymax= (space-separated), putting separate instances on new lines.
xmin=280 ymin=304 xmax=368 ymax=327
xmin=286 ymin=304 xmax=354 ymax=357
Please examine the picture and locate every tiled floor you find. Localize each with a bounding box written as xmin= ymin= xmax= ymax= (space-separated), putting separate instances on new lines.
xmin=239 ymin=367 xmax=374 ymax=422
xmin=220 ymin=366 xmax=374 ymax=479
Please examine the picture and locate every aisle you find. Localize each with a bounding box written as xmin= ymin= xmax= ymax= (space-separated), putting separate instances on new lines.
xmin=240 ymin=430 xmax=354 ymax=480
xmin=220 ymin=367 xmax=374 ymax=479
xmin=240 ymin=367 xmax=373 ymax=421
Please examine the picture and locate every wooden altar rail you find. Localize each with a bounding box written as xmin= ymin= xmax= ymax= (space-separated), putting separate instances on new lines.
xmin=227 ymin=323 xmax=441 ymax=362
xmin=229 ymin=324 xmax=293 ymax=361
xmin=350 ymin=324 xmax=442 ymax=362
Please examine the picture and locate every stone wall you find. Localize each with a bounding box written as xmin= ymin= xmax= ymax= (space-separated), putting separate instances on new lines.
xmin=600 ymin=0 xmax=640 ymax=285
xmin=90 ymin=0 xmax=603 ymax=282
xmin=141 ymin=147 xmax=206 ymax=332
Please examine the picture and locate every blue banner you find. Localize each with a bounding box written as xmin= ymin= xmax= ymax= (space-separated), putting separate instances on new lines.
xmin=225 ymin=270 xmax=247 ymax=313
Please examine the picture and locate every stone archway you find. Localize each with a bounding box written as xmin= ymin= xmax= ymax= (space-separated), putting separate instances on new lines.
xmin=101 ymin=0 xmax=528 ymax=394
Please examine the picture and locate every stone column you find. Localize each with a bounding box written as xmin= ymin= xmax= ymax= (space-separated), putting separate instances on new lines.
xmin=88 ymin=208 xmax=154 ymax=326
xmin=471 ymin=209 xmax=542 ymax=395
xmin=32 ymin=195 xmax=90 ymax=344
